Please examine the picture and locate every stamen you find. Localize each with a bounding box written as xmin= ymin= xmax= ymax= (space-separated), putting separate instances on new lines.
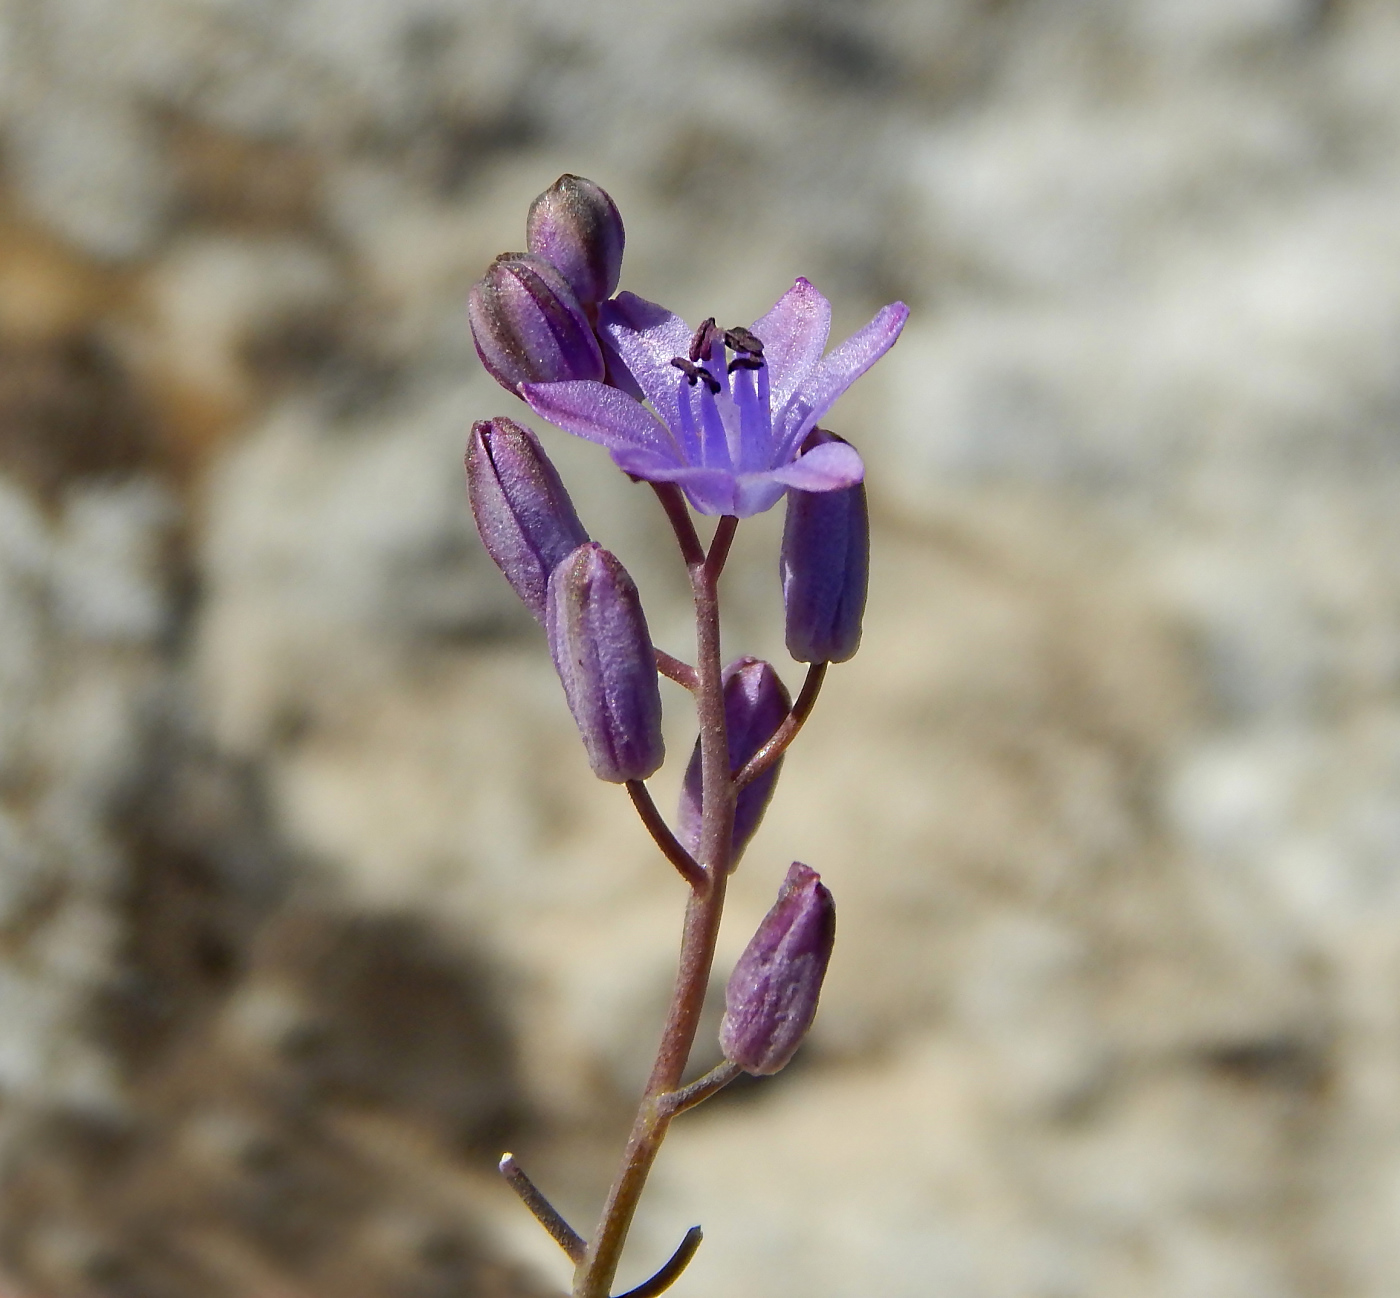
xmin=688 ymin=318 xmax=721 ymax=362
xmin=671 ymin=355 xmax=720 ymax=393
xmin=730 ymin=346 xmax=770 ymax=472
xmin=695 ymin=368 xmax=732 ymax=469
xmin=724 ymin=326 xmax=764 ymax=356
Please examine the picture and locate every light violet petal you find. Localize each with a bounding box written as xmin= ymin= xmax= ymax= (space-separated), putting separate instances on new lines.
xmin=606 ymin=456 xmax=740 ymax=516
xmin=598 ymin=292 xmax=694 ymax=428
xmin=607 ymin=444 xmax=693 ymax=478
xmin=774 ymin=302 xmax=909 ymax=461
xmin=521 ymin=380 xmax=681 ymax=460
xmin=767 ymin=440 xmax=865 ymax=491
xmin=751 ymin=278 xmax=831 ymax=410
xmin=599 ymin=331 xmax=647 ymax=401
xmin=731 ymin=476 xmax=791 ymax=517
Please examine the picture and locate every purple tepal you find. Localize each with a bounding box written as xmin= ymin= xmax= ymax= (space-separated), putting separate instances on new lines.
xmin=720 ymin=862 xmax=836 ymax=1076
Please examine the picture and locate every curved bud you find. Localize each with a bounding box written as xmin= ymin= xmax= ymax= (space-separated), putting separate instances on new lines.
xmin=780 ymin=430 xmax=869 ymax=664
xmin=720 ymin=863 xmax=835 ymax=1076
xmin=546 ymin=542 xmax=664 ymax=783
xmin=526 ymin=174 xmax=625 ymax=306
xmin=466 ymin=418 xmax=589 ymax=622
xmin=469 ymin=252 xmax=605 ymax=393
xmin=677 ymin=657 xmax=790 ymax=868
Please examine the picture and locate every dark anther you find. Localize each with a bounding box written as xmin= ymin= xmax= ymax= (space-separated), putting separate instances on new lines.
xmin=670 ymin=356 xmax=721 ymax=394
xmin=671 ymin=356 xmax=702 ymax=384
xmin=724 ymin=326 xmax=764 ymax=356
xmin=728 ymin=356 xmax=764 ymax=374
xmin=688 ymin=318 xmax=721 ymax=362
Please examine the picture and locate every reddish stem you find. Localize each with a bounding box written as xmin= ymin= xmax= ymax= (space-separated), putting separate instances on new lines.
xmin=734 ymin=662 xmax=827 ymax=791
xmin=654 ymin=649 xmax=698 ymax=690
xmin=626 ymin=780 xmax=705 ymax=889
xmin=649 ymin=483 xmax=705 ymax=569
xmin=705 ymin=515 xmax=739 ymax=582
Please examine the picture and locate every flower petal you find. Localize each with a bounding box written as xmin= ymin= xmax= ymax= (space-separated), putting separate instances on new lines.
xmin=521 ymin=380 xmax=681 ymax=461
xmin=609 ymin=453 xmax=740 ymax=516
xmin=751 ymin=278 xmax=831 ymax=411
xmin=767 ymin=439 xmax=865 ymax=492
xmin=598 ymin=292 xmax=695 ymax=429
xmin=773 ymin=302 xmax=909 ymax=461
xmin=732 ymin=476 xmax=791 ymax=517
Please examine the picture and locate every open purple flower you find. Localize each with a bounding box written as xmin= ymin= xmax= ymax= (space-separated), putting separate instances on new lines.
xmin=519 ymin=279 xmax=908 ymax=517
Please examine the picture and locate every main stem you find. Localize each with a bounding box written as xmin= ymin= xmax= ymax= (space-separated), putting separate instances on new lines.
xmin=573 ymin=515 xmax=738 ymax=1298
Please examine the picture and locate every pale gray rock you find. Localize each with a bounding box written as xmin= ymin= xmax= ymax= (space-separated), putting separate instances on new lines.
xmin=0 ymin=476 xmax=176 ymax=1139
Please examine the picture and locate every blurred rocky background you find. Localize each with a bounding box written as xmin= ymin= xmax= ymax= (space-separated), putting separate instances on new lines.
xmin=2 ymin=0 xmax=1400 ymax=1295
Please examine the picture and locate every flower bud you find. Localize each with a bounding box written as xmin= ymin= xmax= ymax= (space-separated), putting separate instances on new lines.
xmin=466 ymin=418 xmax=589 ymax=622
xmin=720 ymin=863 xmax=835 ymax=1076
xmin=526 ymin=174 xmax=625 ymax=306
xmin=677 ymin=658 xmax=790 ymax=868
xmin=546 ymin=542 xmax=664 ymax=783
xmin=469 ymin=252 xmax=605 ymax=393
xmin=780 ymin=430 xmax=869 ymax=663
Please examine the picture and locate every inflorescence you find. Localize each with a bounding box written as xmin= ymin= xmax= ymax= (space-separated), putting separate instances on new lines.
xmin=464 ymin=173 xmax=907 ymax=1298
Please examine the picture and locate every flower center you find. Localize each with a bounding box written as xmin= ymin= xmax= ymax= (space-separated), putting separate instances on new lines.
xmin=668 ymin=320 xmax=766 ymax=391
xmin=665 ymin=319 xmax=774 ymax=481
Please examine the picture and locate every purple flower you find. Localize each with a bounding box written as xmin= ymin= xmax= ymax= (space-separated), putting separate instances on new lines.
xmin=519 ymin=279 xmax=908 ymax=517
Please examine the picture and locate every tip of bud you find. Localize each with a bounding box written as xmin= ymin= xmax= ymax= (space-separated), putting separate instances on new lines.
xmin=527 ymin=175 xmax=625 ymax=306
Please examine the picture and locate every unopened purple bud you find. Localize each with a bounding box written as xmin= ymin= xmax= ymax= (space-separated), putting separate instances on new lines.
xmin=469 ymin=252 xmax=605 ymax=393
xmin=546 ymin=542 xmax=664 ymax=783
xmin=720 ymin=863 xmax=835 ymax=1076
xmin=526 ymin=174 xmax=625 ymax=306
xmin=780 ymin=430 xmax=869 ymax=664
xmin=466 ymin=418 xmax=589 ymax=622
xmin=677 ymin=658 xmax=790 ymax=868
